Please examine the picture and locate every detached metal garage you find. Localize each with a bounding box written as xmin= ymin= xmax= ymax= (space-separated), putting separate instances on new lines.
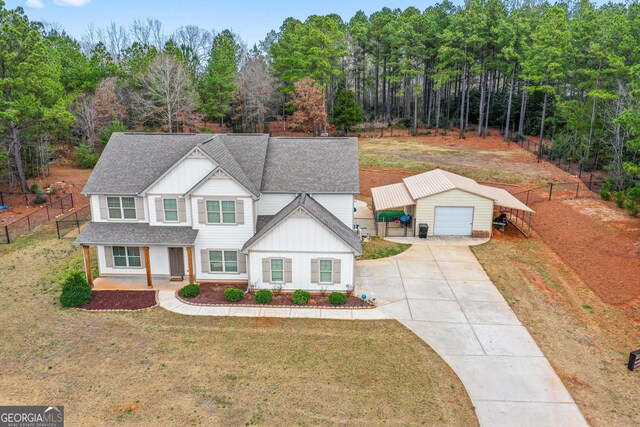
xmin=371 ymin=169 xmax=533 ymax=238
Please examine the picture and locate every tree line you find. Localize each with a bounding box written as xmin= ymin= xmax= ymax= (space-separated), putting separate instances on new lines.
xmin=1 ymin=0 xmax=639 ymax=197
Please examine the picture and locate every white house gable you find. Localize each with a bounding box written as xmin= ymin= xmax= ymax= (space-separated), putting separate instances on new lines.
xmin=251 ymin=214 xmax=353 ymax=253
xmin=147 ymin=151 xmax=216 ymax=195
xmin=191 ymin=169 xmax=252 ymax=197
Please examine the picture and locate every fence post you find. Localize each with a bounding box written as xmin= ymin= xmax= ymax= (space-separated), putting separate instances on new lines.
xmin=5 ymin=225 xmax=9 ymax=244
xmin=75 ymin=212 xmax=80 ymax=231
xmin=46 ymin=205 xmax=50 ymax=221
xmin=24 ymin=193 xmax=28 ymax=205
xmin=70 ymin=193 xmax=74 ymax=208
xmin=548 ymin=183 xmax=554 ymax=201
xmin=575 ymin=183 xmax=580 ymax=199
xmin=588 ymin=173 xmax=593 ymax=190
xmin=27 ymin=214 xmax=31 ymax=230
xmin=56 ymin=219 xmax=61 ymax=239
xmin=578 ymin=165 xmax=582 ymax=179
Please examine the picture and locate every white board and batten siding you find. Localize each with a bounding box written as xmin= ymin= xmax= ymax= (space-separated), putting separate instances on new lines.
xmin=147 ymin=156 xmax=215 ymax=195
xmin=414 ymin=189 xmax=493 ymax=236
xmin=247 ymin=214 xmax=355 ymax=291
xmin=191 ymin=174 xmax=254 ymax=282
xmin=257 ymin=193 xmax=354 ymax=228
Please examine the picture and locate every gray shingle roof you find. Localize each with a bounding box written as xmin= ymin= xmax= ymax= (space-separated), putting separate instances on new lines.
xmin=242 ymin=193 xmax=362 ymax=255
xmin=83 ymin=133 xmax=210 ymax=195
xmin=199 ymin=136 xmax=260 ymax=196
xmin=76 ymin=222 xmax=198 ymax=246
xmin=83 ymin=133 xmax=359 ymax=197
xmin=260 ymin=137 xmax=360 ymax=193
xmin=255 ymin=215 xmax=274 ymax=233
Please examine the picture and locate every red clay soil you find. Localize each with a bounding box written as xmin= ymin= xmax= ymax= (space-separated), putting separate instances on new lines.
xmin=531 ymin=198 xmax=640 ymax=306
xmin=360 ymin=167 xmax=415 ymax=197
xmin=177 ymin=283 xmax=371 ymax=308
xmin=81 ymin=290 xmax=158 ymax=311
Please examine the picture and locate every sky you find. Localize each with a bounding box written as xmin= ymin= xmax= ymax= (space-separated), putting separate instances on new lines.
xmin=7 ymin=0 xmax=463 ymax=46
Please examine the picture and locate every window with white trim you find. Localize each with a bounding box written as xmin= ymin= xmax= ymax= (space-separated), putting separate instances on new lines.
xmin=270 ymin=258 xmax=284 ymax=283
xmin=163 ymin=198 xmax=178 ymax=222
xmin=209 ymin=250 xmax=238 ymax=272
xmin=112 ymin=246 xmax=142 ymax=267
xmin=319 ymin=259 xmax=333 ymax=283
xmin=206 ymin=200 xmax=236 ymax=224
xmin=107 ymin=196 xmax=136 ymax=219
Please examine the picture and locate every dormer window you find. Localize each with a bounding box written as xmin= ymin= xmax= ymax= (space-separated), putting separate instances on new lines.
xmin=107 ymin=196 xmax=136 ymax=219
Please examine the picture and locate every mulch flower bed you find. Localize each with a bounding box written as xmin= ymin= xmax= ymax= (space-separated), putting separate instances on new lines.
xmin=177 ymin=283 xmax=372 ymax=309
xmin=81 ymin=290 xmax=158 ymax=311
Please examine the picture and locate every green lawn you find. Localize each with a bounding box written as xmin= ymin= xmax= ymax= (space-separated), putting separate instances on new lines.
xmin=360 ymin=236 xmax=412 ymax=260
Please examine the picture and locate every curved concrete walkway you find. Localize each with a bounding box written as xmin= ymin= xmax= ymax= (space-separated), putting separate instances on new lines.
xmin=357 ymin=237 xmax=587 ymax=427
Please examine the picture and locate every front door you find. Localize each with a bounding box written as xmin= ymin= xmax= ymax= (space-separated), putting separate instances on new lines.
xmin=169 ymin=247 xmax=185 ymax=277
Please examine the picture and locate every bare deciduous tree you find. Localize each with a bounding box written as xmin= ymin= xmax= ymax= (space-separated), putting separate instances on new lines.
xmin=92 ymin=77 xmax=127 ymax=133
xmin=132 ymin=54 xmax=198 ymax=132
xmin=234 ymin=55 xmax=274 ymax=131
xmin=173 ymin=25 xmax=212 ymax=72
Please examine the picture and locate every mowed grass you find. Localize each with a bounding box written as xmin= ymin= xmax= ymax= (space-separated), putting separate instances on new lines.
xmin=359 ymin=137 xmax=541 ymax=185
xmin=473 ymin=239 xmax=640 ymax=427
xmin=360 ymin=236 xmax=411 ymax=260
xmin=0 ymin=234 xmax=478 ymax=426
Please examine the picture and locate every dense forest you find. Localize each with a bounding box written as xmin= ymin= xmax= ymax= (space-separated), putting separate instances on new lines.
xmin=1 ymin=0 xmax=639 ymax=197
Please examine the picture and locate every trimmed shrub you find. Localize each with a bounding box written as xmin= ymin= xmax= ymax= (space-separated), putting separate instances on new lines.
xmin=291 ymin=289 xmax=311 ymax=305
xmin=60 ymin=270 xmax=92 ymax=308
xmin=179 ymin=284 xmax=200 ymax=298
xmin=599 ymin=189 xmax=611 ymax=201
xmin=254 ymin=289 xmax=273 ymax=304
xmin=224 ymin=287 xmax=244 ymax=302
xmin=614 ymin=191 xmax=625 ymax=208
xmin=328 ymin=292 xmax=347 ymax=306
xmin=30 ymin=183 xmax=42 ymax=194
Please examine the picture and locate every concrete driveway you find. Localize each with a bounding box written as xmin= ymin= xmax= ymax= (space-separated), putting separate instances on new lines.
xmin=355 ymin=238 xmax=587 ymax=427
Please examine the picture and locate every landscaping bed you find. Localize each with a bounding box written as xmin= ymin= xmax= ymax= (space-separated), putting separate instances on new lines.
xmin=176 ymin=283 xmax=372 ymax=308
xmin=81 ymin=290 xmax=158 ymax=311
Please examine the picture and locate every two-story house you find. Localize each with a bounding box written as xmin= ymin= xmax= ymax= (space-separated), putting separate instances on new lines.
xmin=75 ymin=133 xmax=362 ymax=292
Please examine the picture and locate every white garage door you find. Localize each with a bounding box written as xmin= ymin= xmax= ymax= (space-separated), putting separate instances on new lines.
xmin=434 ymin=207 xmax=473 ymax=236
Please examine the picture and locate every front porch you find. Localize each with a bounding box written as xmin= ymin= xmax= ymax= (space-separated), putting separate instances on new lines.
xmin=92 ymin=275 xmax=188 ymax=290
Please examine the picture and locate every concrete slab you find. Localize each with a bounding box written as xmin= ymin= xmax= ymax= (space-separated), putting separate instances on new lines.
xmin=172 ymin=303 xmax=200 ymax=315
xmin=198 ymin=306 xmax=231 ymax=316
xmin=258 ymin=307 xmax=292 ymax=318
xmin=289 ymin=308 xmax=322 ymax=318
xmin=396 ymin=259 xmax=445 ymax=280
xmin=161 ymin=298 xmax=184 ymax=311
xmin=378 ymin=299 xmax=413 ymax=320
xmin=447 ymin=355 xmax=575 ymax=403
xmin=228 ymin=306 xmax=262 ymax=317
xmin=355 ymin=275 xmax=405 ymax=302
xmin=474 ymin=401 xmax=587 ymax=427
xmin=448 ymin=280 xmax=506 ymax=302
xmin=403 ymin=320 xmax=485 ymax=356
xmin=472 ymin=324 xmax=544 ymax=357
xmin=429 ymin=246 xmax=479 ymax=263
xmin=355 ymin=259 xmax=400 ymax=277
xmin=459 ymin=300 xmax=521 ymax=326
xmin=157 ymin=291 xmax=176 ymax=302
xmin=403 ymin=278 xmax=456 ymax=300
xmin=351 ymin=309 xmax=390 ymax=320
xmin=437 ymin=261 xmax=491 ymax=281
xmin=407 ymin=299 xmax=467 ymax=323
xmin=320 ymin=309 xmax=353 ymax=320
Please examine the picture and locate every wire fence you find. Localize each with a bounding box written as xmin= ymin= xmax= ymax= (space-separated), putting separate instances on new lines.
xmin=55 ymin=204 xmax=92 ymax=239
xmin=510 ymin=182 xmax=582 ymax=206
xmin=510 ymin=136 xmax=607 ymax=192
xmin=269 ymin=124 xmax=450 ymax=139
xmin=0 ymin=194 xmax=74 ymax=244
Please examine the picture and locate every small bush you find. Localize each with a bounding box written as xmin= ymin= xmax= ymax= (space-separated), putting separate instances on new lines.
xmin=74 ymin=144 xmax=100 ymax=169
xmin=291 ymin=289 xmax=311 ymax=305
xmin=34 ymin=194 xmax=48 ymax=205
xmin=101 ymin=119 xmax=127 ymax=145
xmin=60 ymin=270 xmax=92 ymax=308
xmin=224 ymin=287 xmax=244 ymax=302
xmin=328 ymin=292 xmax=347 ymax=306
xmin=254 ymin=289 xmax=273 ymax=304
xmin=614 ymin=191 xmax=625 ymax=208
xmin=179 ymin=284 xmax=200 ymax=298
xmin=30 ymin=183 xmax=42 ymax=194
xmin=624 ymin=200 xmax=639 ymax=217
xmin=599 ymin=189 xmax=610 ymax=201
